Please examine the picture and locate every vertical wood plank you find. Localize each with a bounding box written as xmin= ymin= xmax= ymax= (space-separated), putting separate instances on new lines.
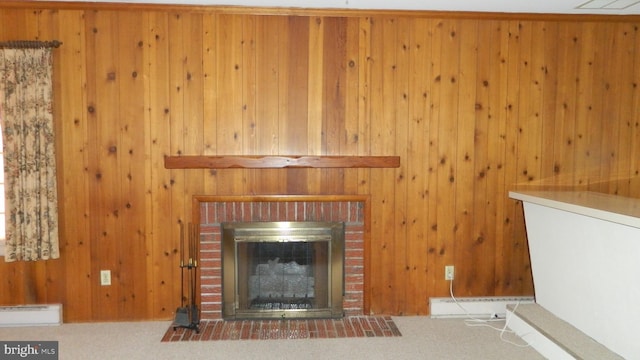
xmin=588 ymin=24 xmax=610 ymax=193
xmin=202 ymin=12 xmax=218 ymax=161
xmin=306 ymin=16 xmax=324 ymax=193
xmin=215 ymin=14 xmax=245 ymax=194
xmin=356 ymin=16 xmax=373 ymax=313
xmin=391 ymin=17 xmax=410 ymax=313
xmin=166 ymin=12 xmax=190 ymax=319
xmin=520 ymin=21 xmax=545 ymax=293
xmin=116 ymin=10 xmax=147 ymax=318
xmin=512 ymin=20 xmax=539 ymax=295
xmin=574 ymin=23 xmax=597 ymax=191
xmin=321 ymin=17 xmax=348 ymax=194
xmin=545 ymin=23 xmax=581 ymax=186
xmin=455 ymin=20 xmax=478 ymax=296
xmin=356 ymin=17 xmax=372 ymax=198
xmin=601 ymin=24 xmax=623 ymax=194
xmin=497 ymin=20 xmax=521 ymax=295
xmin=609 ymin=23 xmax=635 ymax=196
xmin=145 ymin=11 xmax=176 ymax=319
xmin=631 ymin=25 xmax=640 ymax=197
xmin=434 ymin=19 xmax=460 ymax=297
xmin=485 ymin=20 xmax=510 ymax=297
xmin=202 ymin=13 xmax=220 ymax=198
xmin=471 ymin=19 xmax=496 ymax=297
xmin=282 ymin=17 xmax=310 ymax=194
xmin=540 ymin=22 xmax=560 ymax=188
xmin=254 ymin=16 xmax=284 ymax=194
xmin=182 ymin=12 xmax=205 ymax=204
xmin=86 ymin=10 xmax=121 ymax=320
xmin=425 ymin=18 xmax=442 ymax=302
xmin=55 ymin=9 xmax=92 ymax=321
xmin=367 ymin=16 xmax=396 ymax=314
xmin=241 ymin=15 xmax=258 ymax=194
xmin=343 ymin=17 xmax=361 ymax=194
xmin=275 ymin=15 xmax=290 ymax=194
xmin=404 ymin=18 xmax=430 ymax=314
xmin=380 ymin=16 xmax=400 ymax=314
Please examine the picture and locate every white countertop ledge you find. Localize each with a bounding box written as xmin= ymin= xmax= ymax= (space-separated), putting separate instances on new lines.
xmin=509 ymin=190 xmax=640 ymax=229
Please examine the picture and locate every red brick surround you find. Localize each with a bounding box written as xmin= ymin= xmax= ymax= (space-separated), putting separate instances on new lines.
xmin=198 ymin=199 xmax=365 ymax=320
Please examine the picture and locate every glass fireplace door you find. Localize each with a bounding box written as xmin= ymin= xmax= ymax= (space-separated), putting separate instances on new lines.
xmin=222 ymin=221 xmax=344 ymax=320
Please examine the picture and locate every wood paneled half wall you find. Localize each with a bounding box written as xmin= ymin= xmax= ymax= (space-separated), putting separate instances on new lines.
xmin=0 ymin=1 xmax=638 ymax=322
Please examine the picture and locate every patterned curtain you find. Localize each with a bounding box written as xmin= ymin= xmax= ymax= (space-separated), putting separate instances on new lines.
xmin=0 ymin=47 xmax=59 ymax=262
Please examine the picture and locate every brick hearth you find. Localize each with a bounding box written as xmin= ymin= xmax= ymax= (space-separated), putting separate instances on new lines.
xmin=163 ymin=316 xmax=401 ymax=341
xmin=198 ymin=199 xmax=365 ymax=320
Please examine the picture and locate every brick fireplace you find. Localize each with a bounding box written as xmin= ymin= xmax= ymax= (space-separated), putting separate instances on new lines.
xmin=196 ymin=195 xmax=368 ymax=320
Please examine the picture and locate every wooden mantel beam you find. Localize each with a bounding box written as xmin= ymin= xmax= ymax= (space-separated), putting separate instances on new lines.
xmin=164 ymin=155 xmax=400 ymax=169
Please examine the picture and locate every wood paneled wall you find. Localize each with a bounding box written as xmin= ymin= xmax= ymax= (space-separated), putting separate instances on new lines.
xmin=0 ymin=3 xmax=638 ymax=321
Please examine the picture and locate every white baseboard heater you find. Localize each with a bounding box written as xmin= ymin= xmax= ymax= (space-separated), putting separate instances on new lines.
xmin=430 ymin=296 xmax=535 ymax=318
xmin=0 ymin=304 xmax=62 ymax=327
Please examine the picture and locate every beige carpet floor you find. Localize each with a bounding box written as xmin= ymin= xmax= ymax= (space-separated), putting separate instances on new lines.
xmin=0 ymin=316 xmax=544 ymax=359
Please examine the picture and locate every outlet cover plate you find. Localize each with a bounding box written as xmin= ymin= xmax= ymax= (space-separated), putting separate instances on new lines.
xmin=100 ymin=270 xmax=111 ymax=286
xmin=445 ymin=265 xmax=455 ymax=280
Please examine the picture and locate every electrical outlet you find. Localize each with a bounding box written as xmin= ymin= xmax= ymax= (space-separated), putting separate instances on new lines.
xmin=444 ymin=265 xmax=455 ymax=280
xmin=100 ymin=270 xmax=111 ymax=286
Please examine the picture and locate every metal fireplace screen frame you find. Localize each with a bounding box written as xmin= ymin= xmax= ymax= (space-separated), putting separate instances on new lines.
xmin=222 ymin=221 xmax=345 ymax=320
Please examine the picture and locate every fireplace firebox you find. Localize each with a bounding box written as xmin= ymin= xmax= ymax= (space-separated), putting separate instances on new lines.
xmin=222 ymin=221 xmax=345 ymax=320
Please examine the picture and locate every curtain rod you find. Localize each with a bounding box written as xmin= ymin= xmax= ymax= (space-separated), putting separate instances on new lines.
xmin=0 ymin=40 xmax=62 ymax=49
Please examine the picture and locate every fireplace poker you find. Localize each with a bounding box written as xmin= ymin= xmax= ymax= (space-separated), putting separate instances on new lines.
xmin=187 ymin=223 xmax=200 ymax=332
xmin=173 ymin=222 xmax=192 ymax=331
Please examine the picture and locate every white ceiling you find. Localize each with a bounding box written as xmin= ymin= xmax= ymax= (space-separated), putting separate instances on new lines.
xmin=43 ymin=0 xmax=640 ymax=15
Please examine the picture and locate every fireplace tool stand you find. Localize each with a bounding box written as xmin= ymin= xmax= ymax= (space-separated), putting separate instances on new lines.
xmin=173 ymin=223 xmax=200 ymax=333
